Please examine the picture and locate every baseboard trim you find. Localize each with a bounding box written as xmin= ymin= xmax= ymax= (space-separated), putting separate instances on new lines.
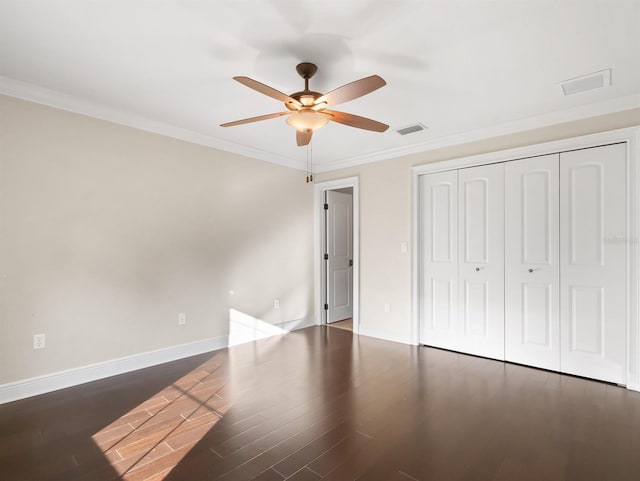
xmin=276 ymin=317 xmax=317 ymax=332
xmin=0 ymin=317 xmax=315 ymax=404
xmin=357 ymin=325 xmax=414 ymax=345
xmin=627 ymin=380 xmax=640 ymax=393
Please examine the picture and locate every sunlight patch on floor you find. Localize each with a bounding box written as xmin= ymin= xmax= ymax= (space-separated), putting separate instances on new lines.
xmin=90 ymin=310 xmax=294 ymax=479
xmin=91 ymin=355 xmax=230 ymax=480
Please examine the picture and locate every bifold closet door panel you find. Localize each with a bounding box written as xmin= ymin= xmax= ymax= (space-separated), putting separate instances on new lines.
xmin=505 ymin=154 xmax=560 ymax=371
xmin=458 ymin=163 xmax=505 ymax=360
xmin=560 ymin=143 xmax=627 ymax=384
xmin=419 ymin=170 xmax=459 ymax=350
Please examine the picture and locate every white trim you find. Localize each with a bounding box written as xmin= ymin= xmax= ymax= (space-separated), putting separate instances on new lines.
xmin=276 ymin=317 xmax=316 ymax=332
xmin=0 ymin=317 xmax=314 ymax=404
xmin=411 ymin=168 xmax=421 ymax=346
xmin=315 ymin=94 xmax=640 ymax=173
xmin=0 ymin=76 xmax=305 ymax=172
xmin=412 ymin=127 xmax=640 ymax=176
xmin=314 ymin=177 xmax=360 ymax=334
xmin=358 ymin=325 xmax=413 ymax=345
xmin=628 ymin=128 xmax=640 ymax=391
xmin=411 ymin=126 xmax=640 ymax=391
xmin=0 ymin=337 xmax=226 ymax=404
xmin=2 ymin=75 xmax=638 ymax=174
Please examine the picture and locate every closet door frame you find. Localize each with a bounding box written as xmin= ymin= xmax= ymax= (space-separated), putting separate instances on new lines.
xmin=411 ymin=127 xmax=640 ymax=392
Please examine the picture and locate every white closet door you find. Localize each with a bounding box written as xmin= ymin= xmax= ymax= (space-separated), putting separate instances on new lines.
xmin=458 ymin=163 xmax=505 ymax=360
xmin=560 ymin=143 xmax=627 ymax=384
xmin=419 ymin=170 xmax=458 ymax=350
xmin=505 ymin=154 xmax=560 ymax=371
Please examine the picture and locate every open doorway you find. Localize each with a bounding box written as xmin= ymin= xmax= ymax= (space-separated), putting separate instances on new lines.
xmin=314 ymin=177 xmax=359 ymax=334
xmin=325 ymin=188 xmax=353 ymax=330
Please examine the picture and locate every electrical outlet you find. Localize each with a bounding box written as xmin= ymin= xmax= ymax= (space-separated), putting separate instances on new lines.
xmin=384 ymin=303 xmax=390 ymax=313
xmin=274 ymin=298 xmax=280 ymax=309
xmin=33 ymin=333 xmax=46 ymax=350
xmin=178 ymin=312 xmax=186 ymax=326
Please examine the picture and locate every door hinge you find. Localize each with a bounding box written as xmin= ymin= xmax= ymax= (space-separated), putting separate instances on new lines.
xmin=324 ymin=253 xmax=329 ymax=260
xmin=323 ymin=203 xmax=328 ymax=210
xmin=324 ymin=303 xmax=328 ymax=310
xmin=349 ymin=259 xmax=353 ymax=266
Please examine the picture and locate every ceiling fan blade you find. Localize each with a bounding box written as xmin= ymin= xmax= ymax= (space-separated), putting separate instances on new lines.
xmin=220 ymin=111 xmax=291 ymax=127
xmin=234 ymin=76 xmax=302 ymax=109
xmin=316 ymin=75 xmax=386 ymax=107
xmin=324 ymin=110 xmax=389 ymax=132
xmin=296 ymin=129 xmax=313 ymax=146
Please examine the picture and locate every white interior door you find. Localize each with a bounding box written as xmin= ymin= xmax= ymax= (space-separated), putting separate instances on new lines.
xmin=505 ymin=154 xmax=560 ymax=371
xmin=419 ymin=170 xmax=458 ymax=350
xmin=326 ymin=190 xmax=353 ymax=323
xmin=560 ymin=143 xmax=627 ymax=384
xmin=458 ymin=163 xmax=505 ymax=360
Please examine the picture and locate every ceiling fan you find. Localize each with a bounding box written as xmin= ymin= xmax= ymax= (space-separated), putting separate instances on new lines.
xmin=220 ymin=62 xmax=389 ymax=146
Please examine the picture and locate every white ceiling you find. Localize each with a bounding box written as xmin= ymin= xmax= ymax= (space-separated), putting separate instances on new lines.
xmin=1 ymin=0 xmax=639 ymax=171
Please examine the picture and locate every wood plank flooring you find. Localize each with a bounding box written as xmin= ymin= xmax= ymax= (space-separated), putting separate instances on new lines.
xmin=326 ymin=319 xmax=352 ymax=331
xmin=2 ymin=326 xmax=640 ymax=480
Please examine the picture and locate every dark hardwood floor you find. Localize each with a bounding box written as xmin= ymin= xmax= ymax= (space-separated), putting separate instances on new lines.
xmin=2 ymin=326 xmax=640 ymax=480
xmin=326 ymin=318 xmax=352 ymax=332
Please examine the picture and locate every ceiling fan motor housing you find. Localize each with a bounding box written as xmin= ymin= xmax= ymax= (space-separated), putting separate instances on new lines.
xmin=284 ymin=62 xmax=322 ymax=110
xmin=296 ymin=62 xmax=318 ymax=80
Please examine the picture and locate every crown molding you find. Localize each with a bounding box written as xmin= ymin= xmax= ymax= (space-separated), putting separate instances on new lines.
xmin=314 ymin=93 xmax=640 ymax=173
xmin=0 ymin=75 xmax=305 ymax=171
xmin=2 ymin=75 xmax=638 ymax=175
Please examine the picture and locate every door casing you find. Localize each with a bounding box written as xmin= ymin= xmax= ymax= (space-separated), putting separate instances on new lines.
xmin=314 ymin=177 xmax=360 ymax=332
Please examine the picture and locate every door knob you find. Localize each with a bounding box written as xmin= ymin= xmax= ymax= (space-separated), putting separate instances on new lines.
xmin=528 ymin=268 xmax=534 ymax=273
xmin=475 ymin=267 xmax=480 ymax=272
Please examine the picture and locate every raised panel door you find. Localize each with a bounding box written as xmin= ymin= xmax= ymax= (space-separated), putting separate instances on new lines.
xmin=560 ymin=143 xmax=627 ymax=384
xmin=327 ymin=191 xmax=353 ymax=323
xmin=458 ymin=163 xmax=505 ymax=360
xmin=505 ymin=154 xmax=560 ymax=371
xmin=419 ymin=170 xmax=458 ymax=350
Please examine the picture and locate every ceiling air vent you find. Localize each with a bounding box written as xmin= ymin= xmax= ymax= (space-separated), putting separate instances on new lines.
xmin=396 ymin=123 xmax=427 ymax=136
xmin=561 ymin=69 xmax=611 ymax=96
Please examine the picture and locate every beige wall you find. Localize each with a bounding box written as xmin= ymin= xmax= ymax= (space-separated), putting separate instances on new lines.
xmin=1 ymin=92 xmax=638 ymax=387
xmin=316 ymin=108 xmax=640 ymax=342
xmin=0 ymin=95 xmax=314 ymax=384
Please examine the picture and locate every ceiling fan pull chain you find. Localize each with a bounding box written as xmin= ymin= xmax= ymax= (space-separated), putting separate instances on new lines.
xmin=306 ymin=144 xmax=311 ymax=184
xmin=309 ymin=141 xmax=313 ymax=182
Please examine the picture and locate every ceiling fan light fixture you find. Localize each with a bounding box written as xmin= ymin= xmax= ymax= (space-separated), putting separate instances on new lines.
xmin=286 ymin=110 xmax=331 ymax=131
